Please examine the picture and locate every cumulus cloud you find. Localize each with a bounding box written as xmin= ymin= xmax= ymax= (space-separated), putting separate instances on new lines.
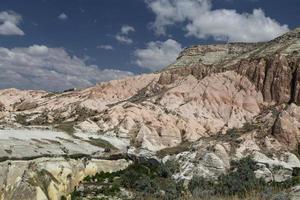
xmin=0 ymin=11 xmax=24 ymax=35
xmin=116 ymin=25 xmax=135 ymax=44
xmin=28 ymin=45 xmax=49 ymax=55
xmin=0 ymin=45 xmax=133 ymax=91
xmin=145 ymin=0 xmax=289 ymax=42
xmin=97 ymin=45 xmax=114 ymax=50
xmin=134 ymin=39 xmax=182 ymax=71
xmin=58 ymin=13 xmax=68 ymax=20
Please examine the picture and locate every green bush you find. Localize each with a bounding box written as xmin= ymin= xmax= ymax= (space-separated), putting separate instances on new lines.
xmin=188 ymin=176 xmax=215 ymax=198
xmin=216 ymin=157 xmax=264 ymax=196
xmin=226 ymin=128 xmax=239 ymax=139
xmin=70 ymin=190 xmax=81 ymax=200
xmin=135 ymin=176 xmax=158 ymax=193
xmin=157 ymin=160 xmax=179 ymax=178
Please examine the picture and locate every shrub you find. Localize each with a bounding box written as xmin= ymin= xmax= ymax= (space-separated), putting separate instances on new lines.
xmin=242 ymin=122 xmax=257 ymax=132
xmin=157 ymin=160 xmax=179 ymax=178
xmin=216 ymin=157 xmax=264 ymax=196
xmin=157 ymin=142 xmax=191 ymax=158
xmin=226 ymin=128 xmax=239 ymax=139
xmin=135 ymin=176 xmax=158 ymax=193
xmin=188 ymin=176 xmax=215 ymax=198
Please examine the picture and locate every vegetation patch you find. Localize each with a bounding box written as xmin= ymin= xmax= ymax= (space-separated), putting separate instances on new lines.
xmin=71 ymin=156 xmax=300 ymax=199
xmin=225 ymin=122 xmax=258 ymax=139
xmin=241 ymin=122 xmax=258 ymax=132
xmin=15 ymin=114 xmax=29 ymax=125
xmin=71 ymin=160 xmax=182 ymax=200
xmin=188 ymin=157 xmax=300 ymax=199
xmin=157 ymin=142 xmax=191 ymax=158
xmin=14 ymin=101 xmax=38 ymax=111
xmin=55 ymin=122 xmax=76 ymax=135
xmin=86 ymin=137 xmax=118 ymax=152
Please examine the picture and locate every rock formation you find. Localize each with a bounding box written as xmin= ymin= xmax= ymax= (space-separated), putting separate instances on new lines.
xmin=0 ymin=28 xmax=300 ymax=199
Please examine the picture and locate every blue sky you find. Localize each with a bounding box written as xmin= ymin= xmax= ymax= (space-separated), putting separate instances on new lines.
xmin=0 ymin=0 xmax=299 ymax=91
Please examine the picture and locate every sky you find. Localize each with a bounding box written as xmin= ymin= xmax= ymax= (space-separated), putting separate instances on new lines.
xmin=0 ymin=0 xmax=299 ymax=91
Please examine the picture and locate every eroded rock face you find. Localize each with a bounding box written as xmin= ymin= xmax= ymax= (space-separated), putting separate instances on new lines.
xmin=0 ymin=74 xmax=159 ymax=125
xmin=236 ymin=55 xmax=300 ymax=105
xmin=165 ymin=27 xmax=300 ymax=106
xmin=0 ymin=158 xmax=130 ymax=200
xmin=165 ymin=148 xmax=230 ymax=181
xmin=164 ymin=130 xmax=300 ymax=184
xmin=273 ymin=104 xmax=300 ymax=151
xmin=0 ymin=71 xmax=263 ymax=153
xmin=90 ymin=71 xmax=262 ymax=151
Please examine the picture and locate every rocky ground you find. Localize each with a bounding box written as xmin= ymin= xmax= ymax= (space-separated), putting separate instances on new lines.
xmin=0 ymin=28 xmax=300 ymax=200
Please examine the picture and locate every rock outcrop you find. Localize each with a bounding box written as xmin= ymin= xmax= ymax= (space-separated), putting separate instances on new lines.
xmin=165 ymin=27 xmax=300 ymax=106
xmin=0 ymin=158 xmax=129 ymax=200
xmin=273 ymin=104 xmax=300 ymax=151
xmin=236 ymin=54 xmax=300 ymax=105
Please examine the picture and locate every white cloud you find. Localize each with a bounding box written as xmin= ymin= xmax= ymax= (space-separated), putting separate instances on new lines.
xmin=0 ymin=45 xmax=133 ymax=91
xmin=58 ymin=13 xmax=68 ymax=20
xmin=0 ymin=11 xmax=24 ymax=36
xmin=116 ymin=35 xmax=133 ymax=44
xmin=28 ymin=45 xmax=49 ymax=55
xmin=145 ymin=0 xmax=289 ymax=42
xmin=97 ymin=45 xmax=114 ymax=50
xmin=121 ymin=25 xmax=135 ymax=35
xmin=115 ymin=25 xmax=135 ymax=44
xmin=134 ymin=39 xmax=182 ymax=71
